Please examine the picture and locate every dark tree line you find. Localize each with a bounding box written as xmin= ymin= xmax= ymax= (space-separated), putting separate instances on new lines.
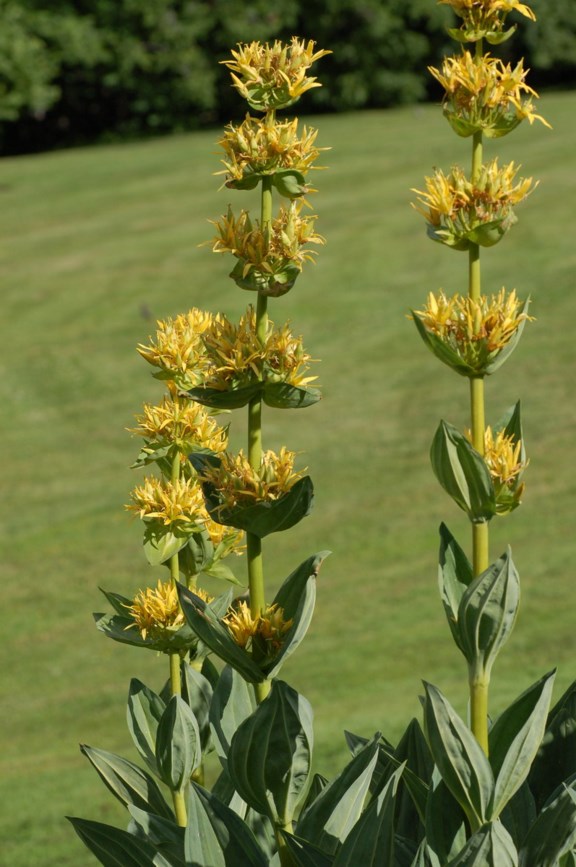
xmin=1 ymin=0 xmax=574 ymax=155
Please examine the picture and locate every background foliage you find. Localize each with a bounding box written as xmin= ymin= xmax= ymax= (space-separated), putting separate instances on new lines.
xmin=1 ymin=0 xmax=575 ymax=154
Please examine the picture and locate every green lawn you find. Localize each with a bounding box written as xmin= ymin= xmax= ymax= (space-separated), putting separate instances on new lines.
xmin=2 ymin=91 xmax=576 ymax=865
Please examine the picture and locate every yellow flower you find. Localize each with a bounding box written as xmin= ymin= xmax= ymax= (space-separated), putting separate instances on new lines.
xmin=223 ymin=600 xmax=293 ymax=655
xmin=412 ymin=159 xmax=535 ymax=249
xmin=200 ymin=306 xmax=316 ymax=392
xmin=439 ymin=0 xmax=535 ymax=39
xmin=221 ymin=38 xmax=331 ymax=111
xmin=130 ymin=396 xmax=228 ymax=454
xmin=125 ymin=579 xmax=212 ymax=641
xmin=200 ymin=447 xmax=305 ymax=512
xmin=127 ymin=476 xmax=208 ymax=529
xmin=429 ymin=52 xmax=549 ymax=137
xmin=465 ymin=426 xmax=527 ymax=513
xmin=211 ymin=202 xmax=324 ymax=296
xmin=217 ymin=114 xmax=325 ymax=185
xmin=137 ymin=308 xmax=213 ymax=387
xmin=413 ymin=288 xmax=533 ymax=373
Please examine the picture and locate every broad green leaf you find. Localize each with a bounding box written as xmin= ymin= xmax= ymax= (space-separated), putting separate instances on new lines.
xmin=155 ymin=696 xmax=201 ymax=791
xmin=333 ymin=763 xmax=404 ymax=866
xmin=519 ymin=784 xmax=576 ymax=867
xmin=411 ymin=839 xmax=442 ymax=867
xmin=126 ymin=679 xmax=166 ymax=777
xmin=208 ymin=475 xmax=315 ymax=538
xmin=499 ymin=782 xmax=537 ymax=850
xmin=438 ymin=523 xmax=473 ymax=653
xmin=282 ymin=833 xmax=336 ymax=866
xmin=394 ymin=717 xmax=434 ymax=831
xmin=529 ymin=680 xmax=576 ymax=810
xmin=99 ymin=587 xmax=133 ymax=616
xmin=297 ymin=735 xmax=380 ymax=856
xmin=181 ymin=664 xmax=213 ymax=753
xmin=184 ymin=784 xmax=226 ymax=867
xmin=126 ymin=805 xmax=185 ymax=865
xmin=272 ymin=168 xmax=308 ymax=198
xmin=489 ymin=671 xmax=555 ymax=817
xmin=457 ymin=549 xmax=520 ymax=677
xmin=186 ymin=383 xmax=262 ymax=410
xmin=423 ymin=683 xmax=494 ymax=829
xmin=263 ymin=382 xmax=321 ymax=409
xmin=210 ymin=665 xmax=256 ymax=762
xmin=264 ymin=551 xmax=328 ymax=679
xmin=448 ymin=821 xmax=518 ymax=867
xmin=143 ymin=524 xmax=190 ymax=566
xmin=227 ymin=680 xmax=314 ymax=825
xmin=187 ymin=784 xmax=269 ymax=867
xmin=176 ymin=584 xmax=265 ymax=683
xmin=80 ymin=745 xmax=173 ymax=819
xmin=430 ymin=421 xmax=496 ymax=522
xmin=425 ymin=773 xmax=467 ymax=865
xmin=67 ymin=817 xmax=172 ymax=867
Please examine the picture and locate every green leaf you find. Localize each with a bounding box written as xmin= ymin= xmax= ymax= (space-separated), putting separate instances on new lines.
xmin=176 ymin=584 xmax=265 ymax=683
xmin=457 ymin=549 xmax=520 ymax=677
xmin=496 ymin=401 xmax=526 ymax=463
xmin=425 ymin=774 xmax=467 ymax=866
xmin=519 ymin=783 xmax=576 ymax=867
xmin=186 ymin=784 xmax=269 ymax=867
xmin=272 ymin=168 xmax=308 ymax=198
xmin=332 ymin=763 xmax=404 ymax=866
xmin=126 ymin=805 xmax=185 ymax=865
xmin=181 ymin=664 xmax=213 ymax=754
xmin=448 ymin=821 xmax=518 ymax=867
xmin=499 ymin=782 xmax=537 ymax=850
xmin=99 ymin=587 xmax=134 ymax=616
xmin=201 ymin=558 xmax=243 ymax=586
xmin=155 ymin=695 xmax=201 ymax=791
xmin=489 ymin=671 xmax=555 ymax=817
xmin=94 ymin=611 xmax=199 ymax=654
xmin=393 ymin=717 xmax=434 ymax=832
xmin=186 ymin=383 xmax=262 ymax=410
xmin=264 ymin=551 xmax=328 ymax=679
xmin=227 ymin=679 xmax=314 ymax=825
xmin=80 ymin=745 xmax=173 ymax=819
xmin=126 ymin=679 xmax=166 ymax=777
xmin=529 ymin=680 xmax=576 ymax=810
xmin=438 ymin=524 xmax=474 ymax=653
xmin=411 ymin=839 xmax=441 ymax=867
xmin=204 ymin=474 xmax=315 ymax=538
xmin=430 ymin=421 xmax=496 ymax=522
xmin=263 ymin=382 xmax=322 ymax=409
xmin=143 ymin=524 xmax=190 ymax=566
xmin=210 ymin=664 xmax=256 ymax=762
xmin=423 ymin=683 xmax=494 ymax=829
xmin=68 ymin=817 xmax=172 ymax=866
xmin=282 ymin=833 xmax=336 ymax=866
xmin=297 ymin=734 xmax=381 ymax=856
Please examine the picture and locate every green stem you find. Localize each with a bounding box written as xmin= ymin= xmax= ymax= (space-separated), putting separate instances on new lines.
xmin=469 ymin=669 xmax=490 ymax=756
xmin=245 ymin=171 xmax=274 ymax=704
xmin=168 ymin=653 xmax=188 ymax=826
xmin=276 ymin=822 xmax=295 ymax=867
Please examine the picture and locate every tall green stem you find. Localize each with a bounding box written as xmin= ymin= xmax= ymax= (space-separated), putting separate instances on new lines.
xmin=468 ymin=103 xmax=490 ymax=753
xmin=246 ymin=171 xmax=274 ymax=704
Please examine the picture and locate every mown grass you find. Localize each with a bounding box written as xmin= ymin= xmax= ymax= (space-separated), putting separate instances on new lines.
xmin=1 ymin=91 xmax=576 ymax=865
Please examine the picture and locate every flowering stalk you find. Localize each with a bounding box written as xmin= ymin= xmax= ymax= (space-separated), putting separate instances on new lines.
xmin=413 ymin=0 xmax=544 ymax=758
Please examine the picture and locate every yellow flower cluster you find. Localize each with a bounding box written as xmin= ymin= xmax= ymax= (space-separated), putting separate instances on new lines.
xmin=429 ymin=52 xmax=549 ymax=137
xmin=439 ymin=0 xmax=535 ymax=36
xmin=221 ymin=38 xmax=331 ymax=111
xmin=223 ymin=600 xmax=293 ymax=655
xmin=137 ymin=308 xmax=213 ymax=385
xmin=200 ymin=447 xmax=305 ymax=511
xmin=415 ymin=288 xmax=532 ymax=353
xmin=125 ymin=579 xmax=212 ymax=641
xmin=127 ymin=476 xmax=208 ymax=528
xmin=413 ymin=159 xmax=534 ymax=247
xmin=211 ymin=202 xmax=324 ymax=292
xmin=202 ymin=307 xmax=316 ymax=392
xmin=130 ymin=396 xmax=228 ymax=454
xmin=483 ymin=427 xmax=526 ymax=488
xmin=218 ymin=115 xmax=324 ymax=185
